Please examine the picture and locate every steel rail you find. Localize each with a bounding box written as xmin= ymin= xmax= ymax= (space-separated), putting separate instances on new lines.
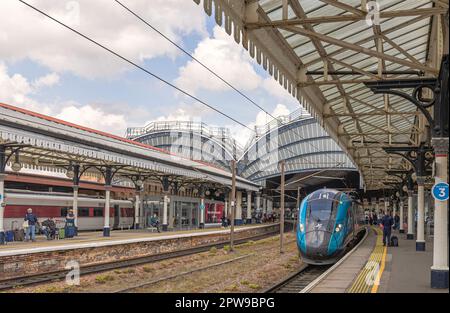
xmin=264 ymin=227 xmax=367 ymax=293
xmin=0 ymin=229 xmax=284 ymax=291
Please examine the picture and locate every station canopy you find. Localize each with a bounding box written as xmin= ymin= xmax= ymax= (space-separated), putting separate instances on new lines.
xmin=0 ymin=103 xmax=259 ymax=192
xmin=193 ymin=0 xmax=448 ymax=190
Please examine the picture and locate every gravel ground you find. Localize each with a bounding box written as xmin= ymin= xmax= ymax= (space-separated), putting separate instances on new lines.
xmin=8 ymin=232 xmax=302 ymax=293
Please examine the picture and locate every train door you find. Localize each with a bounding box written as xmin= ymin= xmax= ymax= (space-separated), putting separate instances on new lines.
xmin=113 ymin=204 xmax=120 ymax=229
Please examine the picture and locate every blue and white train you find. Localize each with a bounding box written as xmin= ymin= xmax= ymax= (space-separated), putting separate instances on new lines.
xmin=297 ymin=189 xmax=365 ymax=265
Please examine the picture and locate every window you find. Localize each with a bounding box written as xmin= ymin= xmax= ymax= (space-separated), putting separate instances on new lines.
xmin=78 ymin=208 xmax=90 ymax=217
xmin=93 ymin=208 xmax=103 ymax=217
xmin=306 ymin=191 xmax=341 ymax=222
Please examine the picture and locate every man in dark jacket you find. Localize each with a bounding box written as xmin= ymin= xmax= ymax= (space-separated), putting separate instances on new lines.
xmin=381 ymin=211 xmax=394 ymax=246
xmin=24 ymin=208 xmax=38 ymax=242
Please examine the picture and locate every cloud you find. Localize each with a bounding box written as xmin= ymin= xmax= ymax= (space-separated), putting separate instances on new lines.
xmin=0 ymin=63 xmax=129 ymax=136
xmin=0 ymin=0 xmax=207 ymax=78
xmin=56 ymin=104 xmax=127 ymax=134
xmin=228 ymin=104 xmax=291 ymax=147
xmin=0 ymin=62 xmax=50 ymax=113
xmin=32 ymin=72 xmax=60 ymax=89
xmin=262 ymin=77 xmax=297 ymax=103
xmin=175 ymin=26 xmax=262 ymax=94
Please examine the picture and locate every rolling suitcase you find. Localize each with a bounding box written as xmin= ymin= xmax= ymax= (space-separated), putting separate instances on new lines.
xmin=391 ymin=236 xmax=399 ymax=247
xmin=6 ymin=231 xmax=14 ymax=242
xmin=58 ymin=228 xmax=65 ymax=239
xmin=65 ymin=226 xmax=75 ymax=238
xmin=13 ymin=229 xmax=25 ymax=241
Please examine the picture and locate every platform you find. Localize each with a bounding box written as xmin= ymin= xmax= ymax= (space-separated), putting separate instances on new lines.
xmin=309 ymin=226 xmax=448 ymax=293
xmin=0 ymin=223 xmax=274 ymax=256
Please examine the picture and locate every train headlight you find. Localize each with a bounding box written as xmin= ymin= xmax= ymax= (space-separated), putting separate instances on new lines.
xmin=299 ymin=223 xmax=305 ymax=232
xmin=335 ymin=224 xmax=343 ymax=233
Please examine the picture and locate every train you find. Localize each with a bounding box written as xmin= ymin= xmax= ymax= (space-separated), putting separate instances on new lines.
xmin=2 ymin=189 xmax=134 ymax=231
xmin=296 ymin=188 xmax=365 ymax=265
xmin=2 ymin=189 xmax=228 ymax=232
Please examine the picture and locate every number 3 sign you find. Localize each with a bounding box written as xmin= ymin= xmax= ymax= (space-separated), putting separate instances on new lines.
xmin=432 ymin=182 xmax=449 ymax=201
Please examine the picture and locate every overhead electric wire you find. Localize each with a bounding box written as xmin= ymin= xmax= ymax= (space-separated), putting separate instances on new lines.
xmin=114 ymin=0 xmax=344 ymax=167
xmin=18 ymin=0 xmax=252 ymax=132
xmin=20 ymin=0 xmax=346 ymax=172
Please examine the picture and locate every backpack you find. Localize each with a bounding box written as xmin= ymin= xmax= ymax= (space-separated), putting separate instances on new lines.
xmin=391 ymin=236 xmax=399 ymax=247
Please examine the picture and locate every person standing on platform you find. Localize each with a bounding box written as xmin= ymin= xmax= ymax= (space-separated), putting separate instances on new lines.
xmin=381 ymin=211 xmax=394 ymax=246
xmin=24 ymin=208 xmax=38 ymax=242
xmin=65 ymin=209 xmax=76 ymax=238
xmin=394 ymin=213 xmax=400 ymax=231
xmin=372 ymin=211 xmax=378 ymax=225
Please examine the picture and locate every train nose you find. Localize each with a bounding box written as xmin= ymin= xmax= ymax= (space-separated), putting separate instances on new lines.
xmin=303 ymin=230 xmax=332 ymax=258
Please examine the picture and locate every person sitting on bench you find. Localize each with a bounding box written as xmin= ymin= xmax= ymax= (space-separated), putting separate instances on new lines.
xmin=42 ymin=217 xmax=57 ymax=240
xmin=149 ymin=214 xmax=161 ymax=233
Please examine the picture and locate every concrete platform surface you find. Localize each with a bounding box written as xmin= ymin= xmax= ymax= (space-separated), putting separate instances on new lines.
xmin=378 ymin=232 xmax=449 ymax=293
xmin=311 ymin=225 xmax=448 ymax=293
xmin=0 ymin=223 xmax=274 ymax=256
xmin=310 ymin=227 xmax=377 ymax=293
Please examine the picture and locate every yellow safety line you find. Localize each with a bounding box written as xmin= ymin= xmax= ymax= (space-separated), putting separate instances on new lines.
xmin=348 ymin=227 xmax=387 ymax=293
xmin=371 ymin=245 xmax=387 ymax=293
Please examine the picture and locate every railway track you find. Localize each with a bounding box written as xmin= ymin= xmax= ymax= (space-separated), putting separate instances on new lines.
xmin=263 ymin=264 xmax=331 ymax=293
xmin=264 ymin=227 xmax=368 ymax=293
xmin=114 ymin=238 xmax=298 ymax=293
xmin=0 ymin=229 xmax=284 ymax=291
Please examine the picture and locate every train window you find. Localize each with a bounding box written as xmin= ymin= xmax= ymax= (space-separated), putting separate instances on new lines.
xmin=93 ymin=208 xmax=103 ymax=217
xmin=78 ymin=208 xmax=90 ymax=217
xmin=306 ymin=191 xmax=341 ymax=222
xmin=61 ymin=207 xmax=68 ymax=217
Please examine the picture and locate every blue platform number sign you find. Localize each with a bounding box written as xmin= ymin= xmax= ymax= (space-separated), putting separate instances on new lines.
xmin=432 ymin=182 xmax=449 ymax=201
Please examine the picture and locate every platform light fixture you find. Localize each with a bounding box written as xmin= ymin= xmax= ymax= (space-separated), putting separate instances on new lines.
xmin=66 ymin=168 xmax=75 ymax=179
xmin=11 ymin=152 xmax=22 ymax=172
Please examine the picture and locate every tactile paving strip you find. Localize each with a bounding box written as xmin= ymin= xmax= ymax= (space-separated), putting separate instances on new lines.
xmin=347 ymin=227 xmax=387 ymax=293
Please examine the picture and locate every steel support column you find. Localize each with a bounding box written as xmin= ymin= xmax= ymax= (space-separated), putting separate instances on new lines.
xmin=0 ymin=173 xmax=6 ymax=244
xmin=430 ymin=138 xmax=449 ymax=288
xmin=407 ymin=190 xmax=414 ymax=240
xmin=399 ymin=199 xmax=405 ymax=233
xmin=235 ymin=191 xmax=242 ymax=225
xmin=162 ymin=177 xmax=170 ymax=231
xmin=246 ymin=191 xmax=252 ymax=224
xmin=103 ymin=167 xmax=113 ymax=237
xmin=416 ymin=177 xmax=426 ymax=251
